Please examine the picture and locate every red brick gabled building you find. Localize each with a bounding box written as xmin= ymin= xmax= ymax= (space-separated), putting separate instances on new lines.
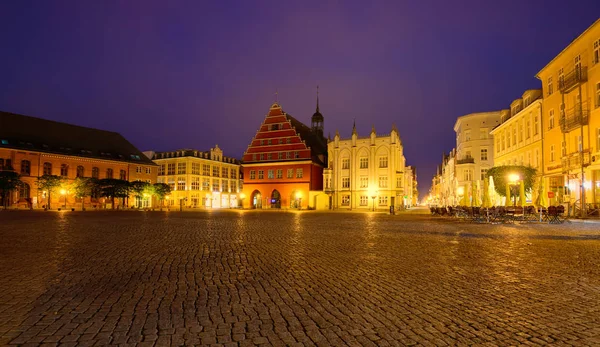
xmin=241 ymin=101 xmax=327 ymax=209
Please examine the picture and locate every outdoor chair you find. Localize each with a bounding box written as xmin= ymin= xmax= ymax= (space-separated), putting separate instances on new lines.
xmin=547 ymin=206 xmax=561 ymax=224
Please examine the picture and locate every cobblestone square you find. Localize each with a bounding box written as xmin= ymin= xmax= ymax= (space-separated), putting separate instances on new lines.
xmin=1 ymin=210 xmax=600 ymax=346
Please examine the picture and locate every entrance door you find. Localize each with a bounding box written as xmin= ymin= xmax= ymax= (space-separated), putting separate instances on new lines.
xmin=271 ymin=190 xmax=281 ymax=208
xmin=250 ymin=190 xmax=262 ymax=209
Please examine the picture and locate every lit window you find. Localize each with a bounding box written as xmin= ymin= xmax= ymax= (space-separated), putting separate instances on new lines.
xmin=359 ymin=157 xmax=368 ymax=169
xmin=296 ymin=168 xmax=303 ymax=178
xmin=342 ymin=177 xmax=350 ymax=188
xmin=379 ymin=156 xmax=388 ymax=168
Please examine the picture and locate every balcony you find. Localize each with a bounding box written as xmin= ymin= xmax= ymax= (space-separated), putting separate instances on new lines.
xmin=456 ymin=156 xmax=475 ymax=165
xmin=559 ymin=103 xmax=589 ymax=133
xmin=559 ymin=66 xmax=587 ymax=93
xmin=561 ymin=150 xmax=591 ymax=173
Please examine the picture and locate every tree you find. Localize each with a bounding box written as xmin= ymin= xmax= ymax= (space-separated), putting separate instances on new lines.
xmin=487 ymin=165 xmax=538 ymax=201
xmin=37 ymin=175 xmax=65 ymax=210
xmin=71 ymin=177 xmax=98 ymax=210
xmin=153 ymin=183 xmax=171 ymax=211
xmin=98 ymin=179 xmax=130 ymax=209
xmin=0 ymin=171 xmax=22 ymax=209
xmin=130 ymin=181 xmax=151 ymax=208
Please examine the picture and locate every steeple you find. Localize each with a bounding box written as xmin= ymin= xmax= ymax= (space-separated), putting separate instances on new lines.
xmin=311 ymin=85 xmax=324 ymax=138
xmin=352 ymin=118 xmax=357 ymax=135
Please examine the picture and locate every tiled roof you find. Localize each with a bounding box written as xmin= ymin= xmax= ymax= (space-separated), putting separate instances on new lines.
xmin=0 ymin=111 xmax=155 ymax=165
xmin=285 ymin=114 xmax=327 ymax=166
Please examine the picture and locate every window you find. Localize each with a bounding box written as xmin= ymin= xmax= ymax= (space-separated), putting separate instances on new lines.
xmin=360 ymin=196 xmax=368 ymax=206
xmin=167 ymin=178 xmax=175 ymax=191
xmin=18 ymin=182 xmax=30 ymax=199
xmin=359 ymin=157 xmax=368 ymax=169
xmin=594 ymin=39 xmax=600 ymax=64
xmin=286 ymin=138 xmax=291 ymax=144
xmin=341 ymin=195 xmax=350 ymax=206
xmin=464 ymin=169 xmax=473 ymax=181
xmin=577 ymin=135 xmax=583 ymax=152
xmin=501 ymin=132 xmax=506 ymax=150
xmin=167 ymin=163 xmax=175 ymax=175
xmin=232 ymin=181 xmax=237 ymax=193
xmin=43 ymin=162 xmax=52 ymax=175
xmin=287 ymin=168 xmax=293 ymax=178
xmin=20 ymin=160 xmax=30 ymax=175
xmin=296 ymin=168 xmax=303 ymax=178
xmin=295 ymin=151 xmax=299 ymax=159
xmin=534 ymin=149 xmax=539 ymax=168
xmin=378 ymin=176 xmax=388 ymax=188
xmin=158 ymin=165 xmax=165 ymax=176
xmin=479 ymin=129 xmax=488 ymax=139
xmin=547 ymin=77 xmax=554 ymax=96
xmin=106 ymin=168 xmax=113 ymax=179
xmin=279 ymin=139 xmax=283 ymax=144
xmin=379 ymin=156 xmax=388 ymax=168
xmin=145 ymin=167 xmax=151 ymax=174
xmin=276 ymin=169 xmax=283 ymax=179
xmin=271 ymin=124 xmax=279 ymax=131
xmin=92 ymin=167 xmax=99 ymax=179
xmin=596 ymin=83 xmax=600 ymax=108
xmin=342 ymin=158 xmax=349 ymax=169
xmin=267 ymin=139 xmax=272 ymax=145
xmin=192 ymin=163 xmax=200 ymax=175
xmin=267 ymin=153 xmax=272 ymax=160
xmin=524 ymin=96 xmax=531 ymax=107
xmin=527 ymin=152 xmax=532 ymax=166
xmin=252 ymin=154 xmax=257 ymax=161
xmin=177 ymin=163 xmax=186 ymax=174
xmin=526 ymin=119 xmax=531 ymax=139
xmin=191 ymin=177 xmax=200 ymax=190
xmin=519 ymin=121 xmax=523 ymax=142
xmin=278 ymin=152 xmax=283 ymax=160
xmin=212 ymin=166 xmax=220 ymax=177
xmin=268 ymin=170 xmax=274 ymax=179
xmin=212 ymin=179 xmax=219 ymax=192
xmin=223 ymin=180 xmax=229 ymax=192
xmin=176 ymin=177 xmax=185 ymax=191
xmin=76 ymin=165 xmax=84 ymax=178
xmin=496 ymin=137 xmax=501 ymax=153
xmin=481 ymin=168 xmax=488 ymax=181
xmin=396 ymin=177 xmax=402 ymax=188
xmin=360 ymin=176 xmax=368 ymax=188
xmin=260 ymin=140 xmax=265 ymax=146
xmin=61 ymin=164 xmax=69 ymax=177
xmin=534 ymin=116 xmax=539 ymax=135
xmin=378 ymin=196 xmax=388 ymax=205
xmin=250 ymin=170 xmax=256 ymax=179
xmin=561 ymin=141 xmax=567 ymax=157
xmin=202 ymin=164 xmax=210 ymax=176
xmin=342 ymin=177 xmax=350 ymax=188
xmin=550 ymin=145 xmax=555 ymax=162
xmin=222 ymin=167 xmax=228 ymax=178
xmin=512 ymin=127 xmax=517 ymax=145
xmin=549 ymin=110 xmax=555 ymax=129
xmin=574 ymin=55 xmax=581 ymax=70
xmin=480 ymin=149 xmax=488 ymax=161
xmin=136 ymin=166 xmax=142 ymax=173
xmin=258 ymin=170 xmax=264 ymax=179
xmin=202 ymin=178 xmax=210 ymax=191
xmin=558 ymin=67 xmax=564 ymax=86
xmin=465 ymin=130 xmax=471 ymax=141
xmin=120 ymin=170 xmax=127 ymax=180
xmin=231 ymin=170 xmax=237 ymax=179
xmin=507 ymin=131 xmax=511 ymax=148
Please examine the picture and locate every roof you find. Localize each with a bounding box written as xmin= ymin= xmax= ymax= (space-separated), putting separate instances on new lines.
xmin=0 ymin=111 xmax=155 ymax=165
xmin=285 ymin=114 xmax=327 ymax=165
xmin=151 ymin=148 xmax=240 ymax=164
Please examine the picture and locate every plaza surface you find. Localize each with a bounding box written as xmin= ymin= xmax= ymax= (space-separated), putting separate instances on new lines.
xmin=1 ymin=210 xmax=600 ymax=346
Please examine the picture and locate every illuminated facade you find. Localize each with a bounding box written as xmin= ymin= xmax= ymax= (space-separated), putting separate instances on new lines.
xmin=430 ymin=149 xmax=458 ymax=206
xmin=490 ymin=90 xmax=543 ymax=203
xmin=0 ymin=111 xmax=157 ymax=209
xmin=536 ymin=19 xmax=600 ymax=210
xmin=151 ymin=146 xmax=241 ymax=208
xmin=323 ymin=124 xmax=414 ymax=210
xmin=241 ymin=101 xmax=327 ymax=209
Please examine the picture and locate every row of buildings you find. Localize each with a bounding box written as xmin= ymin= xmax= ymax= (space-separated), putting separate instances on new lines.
xmin=0 ymin=96 xmax=418 ymax=211
xmin=429 ymin=19 xmax=600 ymax=213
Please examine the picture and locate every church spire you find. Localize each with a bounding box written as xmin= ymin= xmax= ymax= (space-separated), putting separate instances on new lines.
xmin=311 ymin=85 xmax=324 ymax=138
xmin=316 ymin=85 xmax=320 ymax=112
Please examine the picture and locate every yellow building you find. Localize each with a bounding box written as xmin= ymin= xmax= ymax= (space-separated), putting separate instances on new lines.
xmin=490 ymin=90 xmax=543 ymax=203
xmin=536 ymin=19 xmax=600 ymax=213
xmin=150 ymin=146 xmax=242 ymax=209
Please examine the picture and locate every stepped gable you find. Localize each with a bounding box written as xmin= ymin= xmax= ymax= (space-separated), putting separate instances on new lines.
xmin=242 ymin=102 xmax=327 ymax=166
xmin=0 ymin=110 xmax=155 ymax=165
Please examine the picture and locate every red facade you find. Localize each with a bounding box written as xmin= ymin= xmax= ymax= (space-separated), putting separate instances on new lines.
xmin=241 ymin=103 xmax=326 ymax=209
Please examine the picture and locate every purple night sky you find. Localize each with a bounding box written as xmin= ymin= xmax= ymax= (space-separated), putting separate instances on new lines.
xmin=1 ymin=1 xmax=599 ymax=199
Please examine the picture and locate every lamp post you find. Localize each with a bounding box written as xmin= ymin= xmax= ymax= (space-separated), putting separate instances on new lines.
xmin=60 ymin=189 xmax=67 ymax=209
xmin=296 ymin=191 xmax=302 ymax=209
xmin=369 ymin=189 xmax=378 ymax=212
xmin=508 ymin=173 xmax=519 ymax=207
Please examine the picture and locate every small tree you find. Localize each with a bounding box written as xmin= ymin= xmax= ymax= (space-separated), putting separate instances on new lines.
xmin=0 ymin=171 xmax=22 ymax=209
xmin=153 ymin=183 xmax=171 ymax=211
xmin=37 ymin=175 xmax=65 ymax=210
xmin=487 ymin=165 xmax=537 ymax=202
xmin=98 ymin=179 xmax=130 ymax=209
xmin=130 ymin=181 xmax=150 ymax=208
xmin=71 ymin=177 xmax=98 ymax=210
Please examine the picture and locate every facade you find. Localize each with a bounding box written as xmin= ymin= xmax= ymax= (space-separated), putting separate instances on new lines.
xmin=323 ymin=124 xmax=414 ymax=210
xmin=240 ymin=101 xmax=327 ymax=209
xmin=430 ymin=149 xmax=458 ymax=206
xmin=150 ymin=146 xmax=241 ymax=209
xmin=490 ymin=90 xmax=543 ymax=203
xmin=0 ymin=111 xmax=157 ymax=209
xmin=536 ymin=19 xmax=600 ymax=211
xmin=453 ymin=111 xmax=501 ymax=205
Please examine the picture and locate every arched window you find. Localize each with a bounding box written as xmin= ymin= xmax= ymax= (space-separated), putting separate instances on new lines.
xmin=119 ymin=170 xmax=127 ymax=180
xmin=18 ymin=183 xmax=30 ymax=199
xmin=106 ymin=168 xmax=113 ymax=179
xmin=92 ymin=167 xmax=99 ymax=179
xmin=20 ymin=160 xmax=31 ymax=175
xmin=60 ymin=164 xmax=69 ymax=177
xmin=76 ymin=166 xmax=85 ymax=178
xmin=43 ymin=162 xmax=52 ymax=175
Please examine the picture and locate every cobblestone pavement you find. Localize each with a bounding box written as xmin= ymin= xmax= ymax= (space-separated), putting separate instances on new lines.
xmin=1 ymin=210 xmax=600 ymax=346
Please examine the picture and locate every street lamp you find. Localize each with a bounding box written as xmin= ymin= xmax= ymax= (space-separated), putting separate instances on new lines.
xmin=60 ymin=189 xmax=67 ymax=209
xmin=295 ymin=191 xmax=302 ymax=209
xmin=508 ymin=173 xmax=519 ymax=207
xmin=369 ymin=188 xmax=378 ymax=211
